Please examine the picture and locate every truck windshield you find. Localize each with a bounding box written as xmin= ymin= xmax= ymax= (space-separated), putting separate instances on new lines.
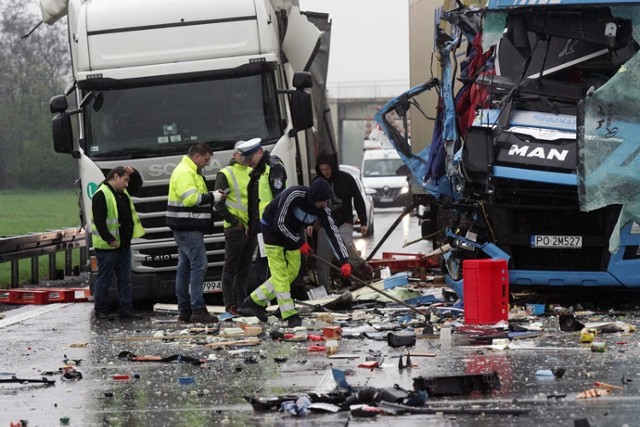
xmin=363 ymin=158 xmax=406 ymax=177
xmin=83 ymin=73 xmax=282 ymax=159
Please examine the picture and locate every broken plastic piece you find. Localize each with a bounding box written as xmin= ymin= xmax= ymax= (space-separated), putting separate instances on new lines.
xmin=398 ymin=355 xmax=405 ymax=370
xmin=576 ymin=388 xmax=610 ymax=399
xmin=387 ymin=332 xmax=416 ymax=348
xmin=245 ymin=395 xmax=300 ymax=412
xmin=112 ymin=374 xmax=131 ymax=381
xmin=535 ymin=368 xmax=565 ymax=379
xmin=358 ymin=361 xmax=379 ymax=369
xmin=413 ymin=371 xmax=501 ymax=396
xmin=594 ymin=381 xmax=623 ymax=390
xmin=559 ymin=314 xmax=585 ymax=332
xmin=0 ymin=376 xmax=55 ymax=386
xmin=281 ymin=395 xmax=311 ymax=416
xmin=350 ymin=404 xmax=383 ymax=418
xmin=178 ymin=376 xmax=195 ymax=384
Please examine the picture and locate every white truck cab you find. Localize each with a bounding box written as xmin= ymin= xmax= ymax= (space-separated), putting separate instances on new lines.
xmin=42 ymin=0 xmax=334 ymax=302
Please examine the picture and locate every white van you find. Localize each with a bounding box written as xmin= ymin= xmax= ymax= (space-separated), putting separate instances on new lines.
xmin=361 ymin=144 xmax=410 ymax=207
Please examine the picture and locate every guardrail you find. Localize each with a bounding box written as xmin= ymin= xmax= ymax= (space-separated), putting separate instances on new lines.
xmin=0 ymin=228 xmax=88 ymax=288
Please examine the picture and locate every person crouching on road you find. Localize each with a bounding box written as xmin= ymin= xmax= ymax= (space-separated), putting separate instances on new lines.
xmin=91 ymin=166 xmax=145 ymax=321
xmin=167 ymin=143 xmax=226 ymax=324
xmin=238 ymin=179 xmax=352 ymax=328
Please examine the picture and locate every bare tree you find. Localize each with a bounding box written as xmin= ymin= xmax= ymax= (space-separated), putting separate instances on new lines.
xmin=0 ymin=1 xmax=74 ymax=188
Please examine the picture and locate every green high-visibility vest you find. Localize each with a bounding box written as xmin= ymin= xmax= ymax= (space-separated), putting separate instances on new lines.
xmin=220 ymin=163 xmax=250 ymax=228
xmin=91 ymin=184 xmax=144 ymax=249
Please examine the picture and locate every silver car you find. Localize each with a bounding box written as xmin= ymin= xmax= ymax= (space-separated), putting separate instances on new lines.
xmin=340 ymin=164 xmax=375 ymax=236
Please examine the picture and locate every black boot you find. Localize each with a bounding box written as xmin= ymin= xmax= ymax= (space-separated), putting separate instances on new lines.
xmin=178 ymin=308 xmax=192 ymax=323
xmin=237 ymin=297 xmax=268 ymax=322
xmin=286 ymin=314 xmax=302 ymax=328
xmin=189 ymin=308 xmax=218 ymax=324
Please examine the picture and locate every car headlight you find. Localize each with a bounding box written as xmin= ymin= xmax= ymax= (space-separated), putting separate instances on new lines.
xmin=399 ymin=185 xmax=409 ymax=195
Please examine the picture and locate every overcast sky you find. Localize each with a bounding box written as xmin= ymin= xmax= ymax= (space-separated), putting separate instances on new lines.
xmin=300 ymin=0 xmax=410 ymax=84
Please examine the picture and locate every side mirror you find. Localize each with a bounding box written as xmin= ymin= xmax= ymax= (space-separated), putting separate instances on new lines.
xmin=292 ymin=71 xmax=313 ymax=89
xmin=52 ymin=114 xmax=74 ymax=154
xmin=50 ymin=95 xmax=68 ymax=114
xmin=290 ymin=90 xmax=314 ymax=130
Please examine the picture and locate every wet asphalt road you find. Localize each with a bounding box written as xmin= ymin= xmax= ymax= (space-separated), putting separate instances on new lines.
xmin=3 ymin=208 xmax=640 ymax=426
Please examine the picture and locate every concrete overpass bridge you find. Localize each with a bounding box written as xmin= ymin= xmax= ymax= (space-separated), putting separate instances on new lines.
xmin=327 ymin=80 xmax=409 ymax=168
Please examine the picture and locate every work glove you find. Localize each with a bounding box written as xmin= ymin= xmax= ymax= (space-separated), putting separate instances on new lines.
xmin=299 ymin=241 xmax=312 ymax=256
xmin=340 ymin=263 xmax=352 ymax=278
xmin=211 ymin=190 xmax=225 ymax=203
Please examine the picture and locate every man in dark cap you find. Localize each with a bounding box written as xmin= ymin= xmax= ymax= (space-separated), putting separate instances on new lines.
xmin=238 ymin=179 xmax=351 ymax=328
xmin=313 ymin=151 xmax=374 ymax=290
xmin=236 ymin=137 xmax=287 ymax=288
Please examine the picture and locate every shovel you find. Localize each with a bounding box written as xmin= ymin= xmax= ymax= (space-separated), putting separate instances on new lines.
xmin=307 ymin=251 xmax=427 ymax=318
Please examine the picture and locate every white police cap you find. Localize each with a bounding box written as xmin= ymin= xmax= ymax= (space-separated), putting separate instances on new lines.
xmin=237 ymin=138 xmax=262 ymax=157
xmin=233 ymin=140 xmax=245 ymax=153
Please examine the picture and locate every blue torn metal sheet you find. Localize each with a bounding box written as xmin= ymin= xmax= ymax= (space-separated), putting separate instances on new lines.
xmin=383 ymin=272 xmax=409 ymax=289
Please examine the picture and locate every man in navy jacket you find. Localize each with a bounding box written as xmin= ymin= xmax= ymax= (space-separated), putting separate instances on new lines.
xmin=238 ymin=179 xmax=351 ymax=327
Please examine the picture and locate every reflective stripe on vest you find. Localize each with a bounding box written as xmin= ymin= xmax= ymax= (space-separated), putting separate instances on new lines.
xmin=166 ymin=156 xmax=212 ymax=230
xmin=221 ymin=163 xmax=250 ymax=228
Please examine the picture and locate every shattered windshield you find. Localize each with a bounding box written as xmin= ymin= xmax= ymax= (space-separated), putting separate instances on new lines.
xmin=83 ymin=73 xmax=282 ymax=159
xmin=580 ymin=6 xmax=640 ymax=251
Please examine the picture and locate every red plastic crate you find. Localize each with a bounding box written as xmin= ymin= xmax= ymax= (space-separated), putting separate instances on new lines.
xmin=0 ymin=290 xmax=15 ymax=303
xmin=12 ymin=290 xmax=51 ymax=305
xmin=0 ymin=287 xmax=91 ymax=305
xmin=47 ymin=288 xmax=91 ymax=302
xmin=463 ymin=259 xmax=509 ymax=325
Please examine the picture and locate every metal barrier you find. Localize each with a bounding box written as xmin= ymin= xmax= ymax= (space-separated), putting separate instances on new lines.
xmin=0 ymin=228 xmax=88 ymax=288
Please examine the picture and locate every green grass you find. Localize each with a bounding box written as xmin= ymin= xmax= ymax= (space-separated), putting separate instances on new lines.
xmin=0 ymin=189 xmax=84 ymax=288
xmin=0 ymin=189 xmax=81 ymax=236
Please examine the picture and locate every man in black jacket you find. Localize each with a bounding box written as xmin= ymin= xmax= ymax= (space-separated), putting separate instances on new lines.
xmin=238 ymin=179 xmax=351 ymax=328
xmin=91 ymin=166 xmax=145 ymax=321
xmin=312 ymin=151 xmax=374 ymax=291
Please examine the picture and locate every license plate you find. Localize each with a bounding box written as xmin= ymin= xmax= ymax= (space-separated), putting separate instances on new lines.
xmin=202 ymin=281 xmax=222 ymax=293
xmin=380 ymin=197 xmax=394 ymax=202
xmin=531 ymin=235 xmax=582 ymax=248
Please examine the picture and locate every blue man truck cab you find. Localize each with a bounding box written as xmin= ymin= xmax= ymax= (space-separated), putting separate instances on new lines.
xmin=375 ymin=0 xmax=640 ymax=295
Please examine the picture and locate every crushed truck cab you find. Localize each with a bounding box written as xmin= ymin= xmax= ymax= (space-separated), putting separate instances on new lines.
xmin=375 ymin=0 xmax=640 ymax=295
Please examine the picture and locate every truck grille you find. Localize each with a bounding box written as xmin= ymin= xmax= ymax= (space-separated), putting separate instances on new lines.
xmin=486 ymin=181 xmax=621 ymax=271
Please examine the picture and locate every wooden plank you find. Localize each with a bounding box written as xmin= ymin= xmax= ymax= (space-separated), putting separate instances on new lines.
xmin=203 ymin=338 xmax=261 ymax=349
